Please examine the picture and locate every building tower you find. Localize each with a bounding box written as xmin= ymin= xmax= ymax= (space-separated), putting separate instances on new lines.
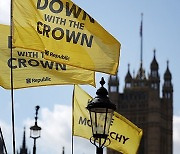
xmin=162 ymin=61 xmax=173 ymax=154
xmin=17 ymin=128 xmax=30 ymax=154
xmin=149 ymin=49 xmax=160 ymax=93
xmin=107 ymin=14 xmax=173 ymax=153
xmin=125 ymin=64 xmax=132 ymax=89
xmin=107 ymin=51 xmax=173 ymax=154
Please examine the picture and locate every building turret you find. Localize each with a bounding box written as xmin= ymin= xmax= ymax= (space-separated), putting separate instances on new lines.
xmin=133 ymin=62 xmax=147 ymax=88
xmin=108 ymin=74 xmax=119 ymax=110
xmin=136 ymin=63 xmax=146 ymax=80
xmin=150 ymin=49 xmax=159 ymax=71
xmin=163 ymin=61 xmax=173 ymax=100
xmin=162 ymin=61 xmax=173 ymax=154
xmin=149 ymin=49 xmax=160 ymax=92
xmin=125 ymin=64 xmax=132 ymax=88
xmin=108 ymin=74 xmax=119 ymax=93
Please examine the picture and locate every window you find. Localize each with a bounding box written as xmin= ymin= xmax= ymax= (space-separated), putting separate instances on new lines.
xmin=165 ymin=81 xmax=171 ymax=87
xmin=152 ymin=71 xmax=157 ymax=77
xmin=151 ymin=83 xmax=154 ymax=88
xmin=110 ymin=86 xmax=117 ymax=92
xmin=154 ymin=83 xmax=157 ymax=89
xmin=151 ymin=83 xmax=158 ymax=89
xmin=126 ymin=83 xmax=131 ymax=88
xmin=165 ymin=92 xmax=171 ymax=99
xmin=168 ymin=93 xmax=171 ymax=99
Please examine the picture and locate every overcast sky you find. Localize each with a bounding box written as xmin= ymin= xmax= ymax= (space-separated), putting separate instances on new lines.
xmin=0 ymin=0 xmax=180 ymax=154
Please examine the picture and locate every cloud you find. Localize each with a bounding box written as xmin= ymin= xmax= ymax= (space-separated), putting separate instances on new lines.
xmin=2 ymin=104 xmax=180 ymax=154
xmin=173 ymin=115 xmax=180 ymax=154
xmin=0 ymin=0 xmax=10 ymax=24
xmin=25 ymin=105 xmax=180 ymax=154
xmin=39 ymin=105 xmax=72 ymax=153
xmin=24 ymin=104 xmax=94 ymax=154
xmin=0 ymin=120 xmax=12 ymax=152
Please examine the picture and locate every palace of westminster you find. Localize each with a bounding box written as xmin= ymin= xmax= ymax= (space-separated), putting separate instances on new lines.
xmin=0 ymin=49 xmax=173 ymax=154
xmin=107 ymin=49 xmax=173 ymax=154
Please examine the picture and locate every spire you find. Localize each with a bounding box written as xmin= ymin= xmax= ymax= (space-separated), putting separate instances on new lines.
xmin=163 ymin=60 xmax=173 ymax=99
xmin=164 ymin=60 xmax=172 ymax=80
xmin=150 ymin=49 xmax=159 ymax=70
xmin=149 ymin=49 xmax=160 ymax=91
xmin=22 ymin=127 xmax=26 ymax=149
xmin=125 ymin=64 xmax=132 ymax=88
xmin=62 ymin=146 xmax=65 ymax=154
xmin=125 ymin=64 xmax=132 ymax=82
xmin=18 ymin=127 xmax=28 ymax=154
xmin=149 ymin=49 xmax=159 ymax=81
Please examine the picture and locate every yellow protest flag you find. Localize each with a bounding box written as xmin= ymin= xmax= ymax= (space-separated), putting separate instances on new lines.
xmin=73 ymin=85 xmax=143 ymax=154
xmin=0 ymin=24 xmax=95 ymax=89
xmin=13 ymin=0 xmax=121 ymax=75
xmin=73 ymin=85 xmax=92 ymax=138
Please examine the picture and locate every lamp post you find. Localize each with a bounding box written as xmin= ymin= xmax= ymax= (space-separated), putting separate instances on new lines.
xmin=86 ymin=77 xmax=116 ymax=154
xmin=30 ymin=105 xmax=41 ymax=154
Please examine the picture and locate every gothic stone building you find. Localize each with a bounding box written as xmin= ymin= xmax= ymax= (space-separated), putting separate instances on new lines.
xmin=17 ymin=128 xmax=31 ymax=154
xmin=107 ymin=50 xmax=173 ymax=154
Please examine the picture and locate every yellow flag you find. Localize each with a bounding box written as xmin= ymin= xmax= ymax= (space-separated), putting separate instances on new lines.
xmin=73 ymin=85 xmax=143 ymax=154
xmin=0 ymin=24 xmax=95 ymax=89
xmin=13 ymin=0 xmax=121 ymax=75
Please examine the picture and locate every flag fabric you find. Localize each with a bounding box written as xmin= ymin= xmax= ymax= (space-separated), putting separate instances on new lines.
xmin=13 ymin=0 xmax=121 ymax=75
xmin=0 ymin=24 xmax=95 ymax=89
xmin=140 ymin=13 xmax=143 ymax=37
xmin=140 ymin=21 xmax=142 ymax=37
xmin=73 ymin=85 xmax=143 ymax=154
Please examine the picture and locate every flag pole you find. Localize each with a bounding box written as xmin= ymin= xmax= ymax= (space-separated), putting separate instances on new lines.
xmin=140 ymin=13 xmax=143 ymax=66
xmin=10 ymin=0 xmax=16 ymax=153
xmin=71 ymin=85 xmax=75 ymax=154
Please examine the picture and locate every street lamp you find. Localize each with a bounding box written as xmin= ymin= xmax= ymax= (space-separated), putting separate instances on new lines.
xmin=86 ymin=77 xmax=116 ymax=154
xmin=30 ymin=105 xmax=41 ymax=154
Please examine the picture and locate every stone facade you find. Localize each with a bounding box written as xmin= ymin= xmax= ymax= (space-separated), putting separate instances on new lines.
xmin=107 ymin=50 xmax=173 ymax=154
